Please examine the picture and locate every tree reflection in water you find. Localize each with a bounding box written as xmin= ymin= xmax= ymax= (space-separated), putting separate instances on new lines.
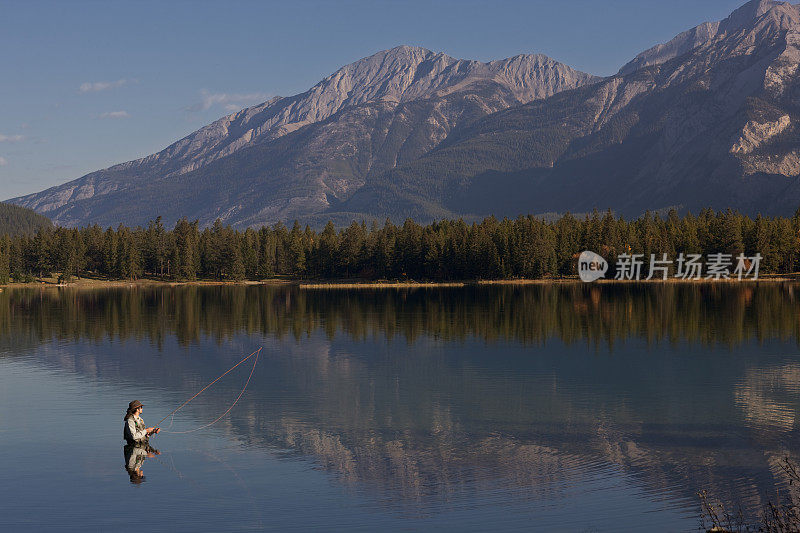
xmin=1 ymin=283 xmax=798 ymax=348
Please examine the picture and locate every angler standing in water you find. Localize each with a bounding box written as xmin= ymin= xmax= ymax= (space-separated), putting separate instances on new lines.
xmin=124 ymin=400 xmax=160 ymax=444
xmin=123 ymin=400 xmax=160 ymax=483
xmin=119 ymin=350 xmax=259 ymax=483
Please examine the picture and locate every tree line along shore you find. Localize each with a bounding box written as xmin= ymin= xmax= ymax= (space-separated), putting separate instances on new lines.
xmin=0 ymin=208 xmax=799 ymax=284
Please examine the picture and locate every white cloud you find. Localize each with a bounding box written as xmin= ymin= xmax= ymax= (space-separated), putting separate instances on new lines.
xmin=0 ymin=157 xmax=7 ymax=166
xmin=0 ymin=134 xmax=25 ymax=142
xmin=79 ymin=79 xmax=131 ymax=93
xmin=189 ymin=90 xmax=272 ymax=113
xmin=98 ymin=110 xmax=130 ymax=119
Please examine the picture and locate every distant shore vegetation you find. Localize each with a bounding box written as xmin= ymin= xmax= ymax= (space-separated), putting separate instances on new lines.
xmin=1 ymin=208 xmax=799 ymax=284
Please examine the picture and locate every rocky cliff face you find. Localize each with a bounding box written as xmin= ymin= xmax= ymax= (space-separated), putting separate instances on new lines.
xmin=342 ymin=0 xmax=800 ymax=220
xmin=9 ymin=46 xmax=597 ymax=227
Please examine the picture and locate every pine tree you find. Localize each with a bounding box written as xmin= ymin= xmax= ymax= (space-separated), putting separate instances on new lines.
xmin=273 ymin=222 xmax=290 ymax=275
xmin=0 ymin=235 xmax=11 ymax=284
xmin=316 ymin=221 xmax=339 ymax=278
xmin=554 ymin=213 xmax=581 ymax=277
xmin=173 ymin=218 xmax=199 ymax=280
xmin=103 ymin=227 xmax=119 ymax=278
xmin=258 ymin=227 xmax=276 ymax=278
xmin=242 ymin=228 xmax=259 ymax=279
xmin=117 ymin=225 xmax=143 ymax=280
xmin=144 ymin=217 xmax=167 ymax=278
xmin=288 ymin=221 xmax=306 ymax=276
xmin=32 ymin=227 xmax=53 ymax=279
xmin=231 ymin=243 xmax=246 ymax=281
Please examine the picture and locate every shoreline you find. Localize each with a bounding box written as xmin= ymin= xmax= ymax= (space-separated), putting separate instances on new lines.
xmin=1 ymin=274 xmax=798 ymax=290
xmin=0 ymin=278 xmax=293 ymax=289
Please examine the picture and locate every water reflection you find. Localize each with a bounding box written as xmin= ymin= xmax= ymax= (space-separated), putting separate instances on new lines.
xmin=735 ymin=363 xmax=800 ymax=430
xmin=0 ymin=282 xmax=799 ymax=350
xmin=124 ymin=443 xmax=159 ymax=484
xmin=2 ymin=283 xmax=800 ymax=529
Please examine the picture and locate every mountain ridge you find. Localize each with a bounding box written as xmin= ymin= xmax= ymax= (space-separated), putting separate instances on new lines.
xmin=11 ymin=0 xmax=800 ymax=227
xmin=9 ymin=45 xmax=597 ymax=226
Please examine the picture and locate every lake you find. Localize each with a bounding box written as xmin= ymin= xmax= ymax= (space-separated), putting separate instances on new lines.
xmin=1 ymin=283 xmax=799 ymax=532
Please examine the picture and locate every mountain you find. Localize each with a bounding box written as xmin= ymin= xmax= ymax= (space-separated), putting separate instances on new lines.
xmin=0 ymin=202 xmax=52 ymax=236
xmin=8 ymin=46 xmax=597 ymax=227
xmin=341 ymin=0 xmax=800 ymax=219
xmin=12 ymin=0 xmax=800 ymax=227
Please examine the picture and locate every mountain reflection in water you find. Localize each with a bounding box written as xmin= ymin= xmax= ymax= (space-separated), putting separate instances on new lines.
xmin=1 ymin=283 xmax=799 ymax=530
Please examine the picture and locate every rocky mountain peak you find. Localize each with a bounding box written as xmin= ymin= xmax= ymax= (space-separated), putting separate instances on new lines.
xmin=720 ymin=0 xmax=787 ymax=33
xmin=296 ymin=46 xmax=459 ymax=113
xmin=487 ymin=53 xmax=598 ymax=101
xmin=304 ymin=46 xmax=597 ymax=109
xmin=122 ymin=46 xmax=597 ymax=179
xmin=619 ymin=0 xmax=797 ymax=76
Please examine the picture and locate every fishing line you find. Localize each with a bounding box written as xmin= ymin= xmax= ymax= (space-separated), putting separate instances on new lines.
xmin=156 ymin=347 xmax=261 ymax=427
xmin=159 ymin=347 xmax=261 ymax=434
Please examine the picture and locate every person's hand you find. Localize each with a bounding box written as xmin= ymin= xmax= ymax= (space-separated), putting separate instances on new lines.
xmin=146 ymin=427 xmax=155 ymax=434
xmin=154 ymin=427 xmax=161 ymax=434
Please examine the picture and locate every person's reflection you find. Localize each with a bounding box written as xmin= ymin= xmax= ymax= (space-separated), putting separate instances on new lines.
xmin=123 ymin=442 xmax=160 ymax=484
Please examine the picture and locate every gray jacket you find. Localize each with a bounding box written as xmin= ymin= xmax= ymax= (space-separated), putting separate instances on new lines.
xmin=124 ymin=414 xmax=148 ymax=444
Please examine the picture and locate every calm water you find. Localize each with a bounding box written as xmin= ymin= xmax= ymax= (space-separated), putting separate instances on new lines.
xmin=1 ymin=283 xmax=799 ymax=532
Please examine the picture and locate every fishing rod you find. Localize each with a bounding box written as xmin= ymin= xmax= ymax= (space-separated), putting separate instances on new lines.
xmin=156 ymin=347 xmax=262 ymax=428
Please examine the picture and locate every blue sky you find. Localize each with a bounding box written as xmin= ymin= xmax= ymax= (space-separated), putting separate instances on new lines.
xmin=1 ymin=0 xmax=746 ymax=199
